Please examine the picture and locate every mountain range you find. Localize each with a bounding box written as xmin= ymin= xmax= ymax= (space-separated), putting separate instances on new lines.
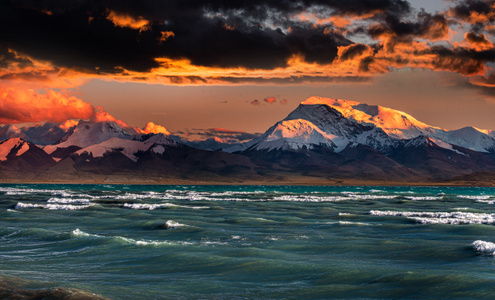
xmin=2 ymin=96 xmax=495 ymax=185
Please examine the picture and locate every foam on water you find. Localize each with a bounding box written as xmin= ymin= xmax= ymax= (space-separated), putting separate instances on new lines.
xmin=165 ymin=220 xmax=187 ymax=229
xmin=272 ymin=195 xmax=349 ymax=202
xmin=347 ymin=194 xmax=398 ymax=200
xmin=123 ymin=202 xmax=208 ymax=210
xmin=339 ymin=221 xmax=373 ymax=226
xmin=477 ymin=200 xmax=495 ymax=205
xmin=72 ymin=228 xmax=102 ymax=238
xmin=15 ymin=202 xmax=93 ymax=210
xmin=472 ymin=240 xmax=495 ymax=255
xmin=404 ymin=196 xmax=443 ymax=201
xmin=370 ymin=210 xmax=495 ymax=225
xmin=47 ymin=198 xmax=92 ymax=204
xmin=72 ymin=228 xmax=192 ymax=246
xmin=122 ymin=203 xmax=177 ymax=210
xmin=458 ymin=195 xmax=493 ymax=200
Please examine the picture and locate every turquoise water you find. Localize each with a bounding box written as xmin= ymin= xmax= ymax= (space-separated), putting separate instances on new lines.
xmin=1 ymin=184 xmax=495 ymax=299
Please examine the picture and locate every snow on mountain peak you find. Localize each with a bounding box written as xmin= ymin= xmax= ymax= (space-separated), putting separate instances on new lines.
xmin=75 ymin=133 xmax=177 ymax=162
xmin=0 ymin=138 xmax=29 ymax=161
xmin=300 ymin=96 xmax=436 ymax=139
xmin=260 ymin=119 xmax=347 ymax=151
xmin=44 ymin=121 xmax=138 ymax=154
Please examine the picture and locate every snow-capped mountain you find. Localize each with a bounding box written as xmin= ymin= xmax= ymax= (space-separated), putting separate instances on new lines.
xmin=230 ymin=96 xmax=495 ymax=155
xmin=44 ymin=121 xmax=138 ymax=155
xmin=0 ymin=138 xmax=30 ymax=161
xmin=0 ymin=138 xmax=55 ymax=170
xmin=75 ymin=133 xmax=178 ymax=162
xmin=2 ymin=96 xmax=495 ymax=183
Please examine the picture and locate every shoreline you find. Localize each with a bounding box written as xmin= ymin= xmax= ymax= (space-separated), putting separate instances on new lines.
xmin=0 ymin=178 xmax=492 ymax=187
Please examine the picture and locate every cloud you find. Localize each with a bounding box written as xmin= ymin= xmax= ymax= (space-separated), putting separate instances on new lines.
xmin=264 ymin=97 xmax=276 ymax=104
xmin=106 ymin=10 xmax=150 ymax=31
xmin=470 ymin=71 xmax=495 ymax=87
xmin=141 ymin=122 xmax=170 ymax=135
xmin=0 ymin=0 xmax=411 ymax=73
xmin=174 ymin=127 xmax=260 ymax=142
xmin=465 ymin=32 xmax=493 ymax=50
xmin=0 ymin=88 xmax=95 ymax=124
xmin=263 ymin=96 xmax=289 ymax=104
xmin=449 ymin=0 xmax=495 ymax=33
xmin=0 ymin=0 xmax=494 ymax=90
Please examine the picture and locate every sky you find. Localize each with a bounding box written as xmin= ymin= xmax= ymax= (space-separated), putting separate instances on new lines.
xmin=1 ymin=0 xmax=495 ymax=143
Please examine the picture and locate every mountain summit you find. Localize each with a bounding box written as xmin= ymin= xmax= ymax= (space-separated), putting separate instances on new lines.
xmin=2 ymin=96 xmax=495 ymax=184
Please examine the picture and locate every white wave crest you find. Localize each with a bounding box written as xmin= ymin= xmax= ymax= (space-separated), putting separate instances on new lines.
xmin=72 ymin=228 xmax=191 ymax=246
xmin=122 ymin=203 xmax=177 ymax=210
xmin=116 ymin=235 xmax=191 ymax=246
xmin=339 ymin=221 xmax=372 ymax=226
xmin=370 ymin=210 xmax=495 ymax=225
xmin=477 ymin=200 xmax=495 ymax=205
xmin=165 ymin=220 xmax=187 ymax=229
xmin=47 ymin=197 xmax=92 ymax=204
xmin=458 ymin=195 xmax=492 ymax=200
xmin=72 ymin=228 xmax=101 ymax=238
xmin=272 ymin=195 xmax=349 ymax=202
xmin=122 ymin=202 xmax=208 ymax=210
xmin=472 ymin=240 xmax=495 ymax=255
xmin=404 ymin=196 xmax=443 ymax=201
xmin=347 ymin=194 xmax=398 ymax=200
xmin=15 ymin=202 xmax=93 ymax=210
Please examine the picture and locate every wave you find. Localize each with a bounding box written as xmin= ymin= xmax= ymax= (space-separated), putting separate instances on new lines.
xmin=272 ymin=195 xmax=349 ymax=202
xmin=165 ymin=220 xmax=187 ymax=229
xmin=122 ymin=203 xmax=208 ymax=210
xmin=404 ymin=196 xmax=443 ymax=201
xmin=339 ymin=221 xmax=372 ymax=226
xmin=458 ymin=195 xmax=493 ymax=200
xmin=208 ymin=191 xmax=266 ymax=196
xmin=370 ymin=210 xmax=495 ymax=225
xmin=346 ymin=194 xmax=398 ymax=200
xmin=15 ymin=202 xmax=94 ymax=210
xmin=472 ymin=240 xmax=495 ymax=255
xmin=47 ymin=197 xmax=92 ymax=204
xmin=477 ymin=200 xmax=495 ymax=205
xmin=122 ymin=203 xmax=177 ymax=210
xmin=72 ymin=228 xmax=102 ymax=238
xmin=71 ymin=228 xmax=192 ymax=246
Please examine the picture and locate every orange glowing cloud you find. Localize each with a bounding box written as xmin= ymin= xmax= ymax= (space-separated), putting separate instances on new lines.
xmin=91 ymin=106 xmax=129 ymax=128
xmin=464 ymin=32 xmax=493 ymax=50
xmin=142 ymin=122 xmax=170 ymax=135
xmin=0 ymin=88 xmax=94 ymax=124
xmin=158 ymin=31 xmax=175 ymax=43
xmin=264 ymin=97 xmax=276 ymax=104
xmin=106 ymin=10 xmax=150 ymax=31
xmin=470 ymin=72 xmax=495 ymax=87
xmin=60 ymin=119 xmax=79 ymax=130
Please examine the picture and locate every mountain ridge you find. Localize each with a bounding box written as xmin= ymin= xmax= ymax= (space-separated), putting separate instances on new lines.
xmin=1 ymin=96 xmax=495 ymax=184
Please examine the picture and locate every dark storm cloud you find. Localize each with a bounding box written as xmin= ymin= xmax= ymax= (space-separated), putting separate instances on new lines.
xmin=450 ymin=0 xmax=495 ymax=32
xmin=339 ymin=44 xmax=370 ymax=61
xmin=417 ymin=46 xmax=495 ymax=75
xmin=367 ymin=9 xmax=449 ymax=43
xmin=0 ymin=47 xmax=33 ymax=69
xmin=0 ymin=0 xmax=412 ymax=73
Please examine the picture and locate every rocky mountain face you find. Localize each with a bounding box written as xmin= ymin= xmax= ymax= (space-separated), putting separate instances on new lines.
xmin=2 ymin=96 xmax=495 ymax=183
xmin=227 ymin=97 xmax=495 ymax=181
